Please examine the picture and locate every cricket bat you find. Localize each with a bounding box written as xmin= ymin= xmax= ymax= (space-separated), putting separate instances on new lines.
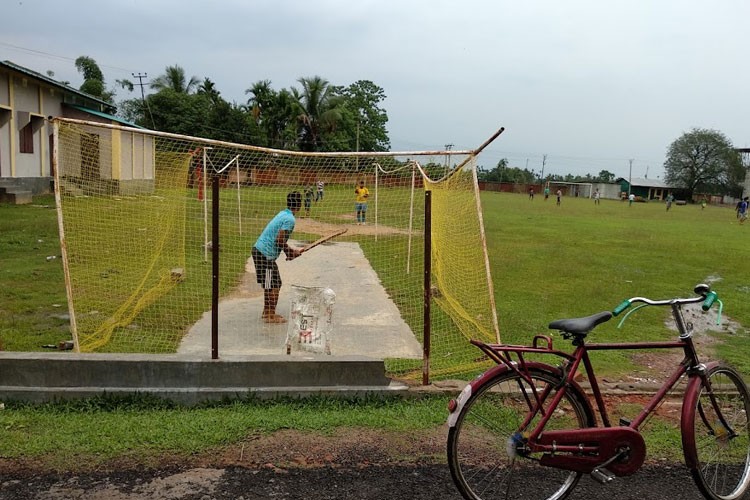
xmin=288 ymin=228 xmax=348 ymax=259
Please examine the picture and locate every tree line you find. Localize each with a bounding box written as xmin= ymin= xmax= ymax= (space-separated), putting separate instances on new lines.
xmin=73 ymin=57 xmax=390 ymax=154
xmin=69 ymin=57 xmax=746 ymax=197
xmin=479 ymin=129 xmax=746 ymax=199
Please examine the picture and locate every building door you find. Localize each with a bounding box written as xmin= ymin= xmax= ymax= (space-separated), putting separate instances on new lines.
xmin=80 ymin=133 xmax=100 ymax=180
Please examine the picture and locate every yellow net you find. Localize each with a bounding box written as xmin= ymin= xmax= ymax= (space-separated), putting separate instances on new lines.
xmin=53 ymin=118 xmax=499 ymax=379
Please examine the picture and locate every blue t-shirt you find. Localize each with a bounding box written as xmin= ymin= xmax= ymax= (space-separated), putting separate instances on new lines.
xmin=254 ymin=208 xmax=295 ymax=260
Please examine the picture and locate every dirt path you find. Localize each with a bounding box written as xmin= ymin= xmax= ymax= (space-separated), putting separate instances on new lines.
xmin=0 ymin=424 xmax=726 ymax=499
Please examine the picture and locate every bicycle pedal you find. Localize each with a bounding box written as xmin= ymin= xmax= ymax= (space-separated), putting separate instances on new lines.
xmin=619 ymin=417 xmax=631 ymax=426
xmin=591 ymin=467 xmax=616 ymax=484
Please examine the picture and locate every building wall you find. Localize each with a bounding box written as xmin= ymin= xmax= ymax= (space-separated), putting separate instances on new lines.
xmin=11 ymin=75 xmax=46 ymax=178
xmin=0 ymin=72 xmax=13 ymax=178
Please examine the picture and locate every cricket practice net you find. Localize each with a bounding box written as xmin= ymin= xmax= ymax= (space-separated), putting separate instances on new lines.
xmin=53 ymin=118 xmax=500 ymax=379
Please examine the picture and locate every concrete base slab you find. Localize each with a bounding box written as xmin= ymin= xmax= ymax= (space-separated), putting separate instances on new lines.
xmin=179 ymin=241 xmax=423 ymax=360
xmin=0 ymin=352 xmax=409 ymax=405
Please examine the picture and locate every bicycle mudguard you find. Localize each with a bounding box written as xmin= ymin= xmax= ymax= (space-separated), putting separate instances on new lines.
xmin=681 ymin=361 xmax=721 ymax=469
xmin=539 ymin=426 xmax=646 ymax=476
xmin=446 ymin=362 xmax=594 ymax=428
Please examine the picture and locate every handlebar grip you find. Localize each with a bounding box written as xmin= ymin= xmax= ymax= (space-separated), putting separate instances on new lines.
xmin=613 ymin=300 xmax=631 ymax=316
xmin=702 ymin=291 xmax=718 ymax=311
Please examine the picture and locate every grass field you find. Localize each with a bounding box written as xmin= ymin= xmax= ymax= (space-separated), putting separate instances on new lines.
xmin=482 ymin=193 xmax=750 ymax=376
xmin=1 ymin=191 xmax=748 ymax=468
xmin=1 ymin=191 xmax=748 ymax=374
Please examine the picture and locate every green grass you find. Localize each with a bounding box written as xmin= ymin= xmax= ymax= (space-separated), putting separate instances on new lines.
xmin=1 ymin=191 xmax=749 ymax=470
xmin=0 ymin=394 xmax=449 ymax=470
xmin=2 ymin=191 xmax=748 ymax=374
xmin=0 ymin=196 xmax=69 ymax=351
xmin=482 ymin=194 xmax=750 ymax=376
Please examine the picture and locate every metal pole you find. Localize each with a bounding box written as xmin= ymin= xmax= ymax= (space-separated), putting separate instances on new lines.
xmin=628 ymin=159 xmax=633 ymax=197
xmin=422 ymin=190 xmax=432 ymax=386
xmin=203 ymin=148 xmax=210 ymax=262
xmin=211 ymin=171 xmax=220 ymax=360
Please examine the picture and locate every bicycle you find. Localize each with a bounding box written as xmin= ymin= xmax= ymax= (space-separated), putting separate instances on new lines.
xmin=447 ymin=284 xmax=750 ymax=500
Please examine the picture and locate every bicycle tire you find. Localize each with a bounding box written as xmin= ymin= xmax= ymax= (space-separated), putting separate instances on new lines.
xmin=447 ymin=365 xmax=595 ymax=500
xmin=682 ymin=363 xmax=750 ymax=500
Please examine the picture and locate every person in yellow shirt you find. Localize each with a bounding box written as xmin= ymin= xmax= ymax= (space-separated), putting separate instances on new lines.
xmin=354 ymin=179 xmax=369 ymax=225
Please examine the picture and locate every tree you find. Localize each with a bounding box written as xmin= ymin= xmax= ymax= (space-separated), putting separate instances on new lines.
xmin=245 ymin=81 xmax=298 ymax=149
xmin=338 ymin=80 xmax=390 ymax=152
xmin=477 ymin=159 xmax=508 ymax=182
xmin=150 ymin=65 xmax=200 ymax=94
xmin=294 ymin=76 xmax=344 ymax=151
xmin=596 ymin=170 xmax=616 ymax=183
xmin=664 ymin=128 xmax=742 ymax=198
xmin=197 ymin=78 xmax=221 ymax=104
xmin=75 ymin=56 xmax=114 ymax=103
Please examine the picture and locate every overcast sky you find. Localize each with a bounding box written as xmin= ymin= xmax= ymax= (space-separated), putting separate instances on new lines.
xmin=3 ymin=0 xmax=748 ymax=179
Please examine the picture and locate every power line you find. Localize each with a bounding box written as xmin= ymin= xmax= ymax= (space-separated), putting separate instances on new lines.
xmin=0 ymin=41 xmax=134 ymax=73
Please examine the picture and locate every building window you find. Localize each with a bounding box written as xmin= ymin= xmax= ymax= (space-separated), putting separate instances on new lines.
xmin=20 ymin=123 xmax=34 ymax=154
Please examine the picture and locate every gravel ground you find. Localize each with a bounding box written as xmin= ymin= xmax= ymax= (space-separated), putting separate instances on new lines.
xmin=0 ymin=463 xmax=720 ymax=499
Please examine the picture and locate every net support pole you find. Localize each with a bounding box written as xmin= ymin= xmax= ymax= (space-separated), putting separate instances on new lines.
xmin=235 ymin=157 xmax=242 ymax=235
xmin=202 ymin=147 xmax=211 ymax=262
xmin=422 ymin=190 xmax=432 ymax=385
xmin=406 ymin=162 xmax=415 ymax=274
xmin=374 ymin=163 xmax=379 ymax=240
xmin=52 ymin=119 xmax=81 ymax=353
xmin=211 ymin=171 xmax=220 ymax=360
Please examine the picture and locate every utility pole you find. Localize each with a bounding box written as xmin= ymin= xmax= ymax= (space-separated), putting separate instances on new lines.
xmin=628 ymin=159 xmax=633 ymax=197
xmin=444 ymin=143 xmax=454 ymax=176
xmin=132 ymin=72 xmax=148 ymax=102
xmin=132 ymin=72 xmax=155 ymax=129
xmin=541 ymin=154 xmax=547 ymax=185
xmin=355 ymin=119 xmax=360 ymax=172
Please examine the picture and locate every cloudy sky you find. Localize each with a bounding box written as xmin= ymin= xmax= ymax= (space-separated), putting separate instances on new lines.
xmin=3 ymin=0 xmax=748 ymax=179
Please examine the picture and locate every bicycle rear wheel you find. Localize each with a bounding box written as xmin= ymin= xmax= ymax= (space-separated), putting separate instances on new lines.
xmin=447 ymin=367 xmax=594 ymax=500
xmin=682 ymin=364 xmax=750 ymax=500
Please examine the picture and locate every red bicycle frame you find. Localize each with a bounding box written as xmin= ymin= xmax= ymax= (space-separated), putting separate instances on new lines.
xmin=471 ymin=335 xmax=700 ymax=444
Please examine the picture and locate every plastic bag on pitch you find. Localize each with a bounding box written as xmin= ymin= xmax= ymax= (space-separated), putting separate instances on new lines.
xmin=286 ymin=285 xmax=335 ymax=354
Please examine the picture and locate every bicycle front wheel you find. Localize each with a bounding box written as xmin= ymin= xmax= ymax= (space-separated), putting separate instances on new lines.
xmin=682 ymin=364 xmax=750 ymax=500
xmin=447 ymin=366 xmax=595 ymax=500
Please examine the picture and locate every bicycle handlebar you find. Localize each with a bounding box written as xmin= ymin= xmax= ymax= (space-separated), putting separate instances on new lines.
xmin=612 ymin=283 xmax=719 ymax=317
xmin=702 ymin=290 xmax=718 ymax=311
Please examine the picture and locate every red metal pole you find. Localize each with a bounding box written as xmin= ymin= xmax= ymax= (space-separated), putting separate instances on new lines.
xmin=423 ymin=190 xmax=432 ymax=385
xmin=211 ymin=172 xmax=220 ymax=359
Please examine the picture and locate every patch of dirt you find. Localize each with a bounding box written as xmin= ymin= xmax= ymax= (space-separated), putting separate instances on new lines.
xmin=202 ymin=427 xmax=447 ymax=470
xmin=295 ymin=216 xmax=417 ymax=237
xmin=0 ymin=426 xmax=710 ymax=499
xmin=621 ymin=303 xmax=743 ymax=385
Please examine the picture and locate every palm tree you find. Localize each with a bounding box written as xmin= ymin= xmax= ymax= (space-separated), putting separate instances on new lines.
xmin=245 ymin=79 xmax=274 ymax=123
xmin=197 ymin=77 xmax=221 ymax=104
xmin=150 ymin=65 xmax=200 ymax=94
xmin=294 ymin=76 xmax=343 ymax=151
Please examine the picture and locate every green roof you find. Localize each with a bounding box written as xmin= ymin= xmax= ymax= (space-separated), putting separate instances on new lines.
xmin=66 ymin=104 xmax=146 ymax=129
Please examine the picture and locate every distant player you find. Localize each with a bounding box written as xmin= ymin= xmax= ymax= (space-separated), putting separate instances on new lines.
xmin=739 ymin=197 xmax=749 ymax=224
xmin=355 ymin=179 xmax=369 ymax=225
xmin=665 ymin=192 xmax=674 ymax=211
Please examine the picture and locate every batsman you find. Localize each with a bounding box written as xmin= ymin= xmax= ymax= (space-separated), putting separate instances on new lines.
xmin=252 ymin=191 xmax=303 ymax=323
